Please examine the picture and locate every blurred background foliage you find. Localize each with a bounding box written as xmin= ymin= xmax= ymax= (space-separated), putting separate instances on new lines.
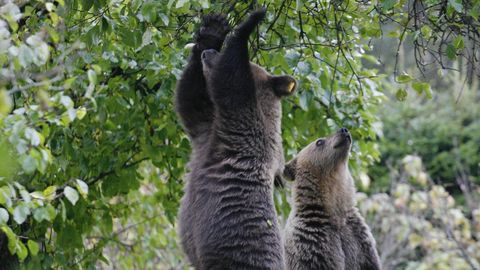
xmin=0 ymin=0 xmax=478 ymax=269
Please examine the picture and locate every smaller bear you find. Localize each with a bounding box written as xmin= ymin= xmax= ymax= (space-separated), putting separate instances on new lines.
xmin=283 ymin=128 xmax=381 ymax=270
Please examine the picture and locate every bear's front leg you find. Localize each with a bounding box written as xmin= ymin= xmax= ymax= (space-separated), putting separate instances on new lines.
xmin=175 ymin=14 xmax=230 ymax=142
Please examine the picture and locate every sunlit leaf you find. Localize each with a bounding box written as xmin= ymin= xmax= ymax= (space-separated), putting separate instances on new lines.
xmin=75 ymin=179 xmax=89 ymax=198
xmin=397 ymin=74 xmax=413 ymax=83
xmin=0 ymin=208 xmax=8 ymax=224
xmin=13 ymin=204 xmax=30 ymax=224
xmin=27 ymin=240 xmax=39 ymax=256
xmin=395 ymin=88 xmax=407 ymax=101
xmin=64 ymin=186 xmax=79 ymax=205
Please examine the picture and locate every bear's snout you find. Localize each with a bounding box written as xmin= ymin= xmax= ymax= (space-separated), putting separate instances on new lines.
xmin=201 ymin=49 xmax=218 ymax=61
xmin=338 ymin=128 xmax=351 ymax=141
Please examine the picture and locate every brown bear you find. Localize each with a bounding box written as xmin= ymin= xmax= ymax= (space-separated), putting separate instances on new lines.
xmin=283 ymin=128 xmax=381 ymax=270
xmin=175 ymin=9 xmax=296 ymax=269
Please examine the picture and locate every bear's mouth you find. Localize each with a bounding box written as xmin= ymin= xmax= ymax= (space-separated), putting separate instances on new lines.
xmin=334 ymin=134 xmax=351 ymax=149
xmin=201 ymin=49 xmax=219 ymax=69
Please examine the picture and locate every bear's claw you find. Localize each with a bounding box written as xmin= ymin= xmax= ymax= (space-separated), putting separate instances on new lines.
xmin=194 ymin=13 xmax=230 ymax=52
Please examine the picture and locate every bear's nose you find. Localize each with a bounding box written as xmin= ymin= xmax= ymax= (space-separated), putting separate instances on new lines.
xmin=340 ymin=127 xmax=349 ymax=134
xmin=201 ymin=49 xmax=218 ymax=60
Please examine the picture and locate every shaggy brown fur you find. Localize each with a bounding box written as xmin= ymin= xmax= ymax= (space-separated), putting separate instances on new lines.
xmin=284 ymin=128 xmax=381 ymax=270
xmin=176 ymin=9 xmax=296 ymax=269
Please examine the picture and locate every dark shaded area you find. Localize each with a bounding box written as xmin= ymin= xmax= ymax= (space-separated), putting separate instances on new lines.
xmin=0 ymin=233 xmax=19 ymax=270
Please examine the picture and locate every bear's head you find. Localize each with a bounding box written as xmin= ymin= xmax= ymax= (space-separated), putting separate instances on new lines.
xmin=284 ymin=128 xmax=352 ymax=180
xmin=284 ymin=128 xmax=355 ymax=213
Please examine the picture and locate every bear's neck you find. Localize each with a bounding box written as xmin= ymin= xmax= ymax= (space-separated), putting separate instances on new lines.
xmin=212 ymin=103 xmax=282 ymax=161
xmin=293 ymin=167 xmax=356 ymax=222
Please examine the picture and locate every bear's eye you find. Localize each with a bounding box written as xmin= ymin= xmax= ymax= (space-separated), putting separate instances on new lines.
xmin=316 ymin=139 xmax=325 ymax=147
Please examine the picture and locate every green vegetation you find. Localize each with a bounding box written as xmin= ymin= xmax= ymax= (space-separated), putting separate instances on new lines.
xmin=370 ymin=82 xmax=480 ymax=195
xmin=0 ymin=0 xmax=479 ymax=269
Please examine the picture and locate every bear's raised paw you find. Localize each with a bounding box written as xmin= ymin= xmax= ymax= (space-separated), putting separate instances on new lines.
xmin=194 ymin=14 xmax=230 ymax=52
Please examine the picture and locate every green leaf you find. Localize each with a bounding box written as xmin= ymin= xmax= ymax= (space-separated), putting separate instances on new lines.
xmin=43 ymin=186 xmax=57 ymax=201
xmin=0 ymin=187 xmax=13 ymax=207
xmin=1 ymin=225 xmax=16 ymax=254
xmin=64 ymin=186 xmax=79 ymax=205
xmin=159 ymin=13 xmax=169 ymax=26
xmin=13 ymin=204 xmax=30 ymax=224
xmin=141 ymin=28 xmax=153 ymax=48
xmin=46 ymin=204 xmax=57 ymax=221
xmin=25 ymin=128 xmax=42 ymax=146
xmin=424 ymin=85 xmax=433 ymax=99
xmin=397 ymin=74 xmax=413 ymax=83
xmin=420 ymin=25 xmax=432 ymax=39
xmin=22 ymin=155 xmax=37 ymax=174
xmin=75 ymin=179 xmax=89 ymax=198
xmin=20 ymin=189 xmax=31 ymax=203
xmin=0 ymin=208 xmax=8 ymax=224
xmin=87 ymin=69 xmax=97 ymax=85
xmin=141 ymin=2 xmax=157 ymax=23
xmin=33 ymin=207 xmax=50 ymax=222
xmin=412 ymin=81 xmax=431 ymax=95
xmin=1 ymin=225 xmax=15 ymax=241
xmin=30 ymin=191 xmax=44 ymax=200
xmin=387 ymin=30 xmax=399 ymax=38
xmin=16 ymin=241 xmax=28 ymax=261
xmin=453 ymin=36 xmax=464 ymax=50
xmin=27 ymin=240 xmax=39 ymax=256
xmin=395 ymin=88 xmax=407 ymax=101
xmin=362 ymin=54 xmax=380 ymax=65
xmin=446 ymin=44 xmax=456 ymax=60
xmin=76 ymin=107 xmax=87 ymax=120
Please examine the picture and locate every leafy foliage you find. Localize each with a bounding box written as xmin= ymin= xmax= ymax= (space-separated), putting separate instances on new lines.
xmin=369 ymin=81 xmax=480 ymax=196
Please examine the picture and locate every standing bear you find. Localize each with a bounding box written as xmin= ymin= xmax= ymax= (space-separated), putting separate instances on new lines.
xmin=175 ymin=9 xmax=297 ymax=269
xmin=283 ymin=128 xmax=381 ymax=270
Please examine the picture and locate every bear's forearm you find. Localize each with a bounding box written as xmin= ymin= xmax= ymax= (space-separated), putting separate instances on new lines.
xmin=175 ymin=57 xmax=213 ymax=140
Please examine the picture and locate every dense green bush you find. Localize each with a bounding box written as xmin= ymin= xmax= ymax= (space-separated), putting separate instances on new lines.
xmin=369 ymin=82 xmax=480 ymax=195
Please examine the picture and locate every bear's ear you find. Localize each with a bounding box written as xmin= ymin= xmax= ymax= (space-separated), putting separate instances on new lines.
xmin=283 ymin=158 xmax=297 ymax=181
xmin=270 ymin=75 xmax=297 ymax=97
